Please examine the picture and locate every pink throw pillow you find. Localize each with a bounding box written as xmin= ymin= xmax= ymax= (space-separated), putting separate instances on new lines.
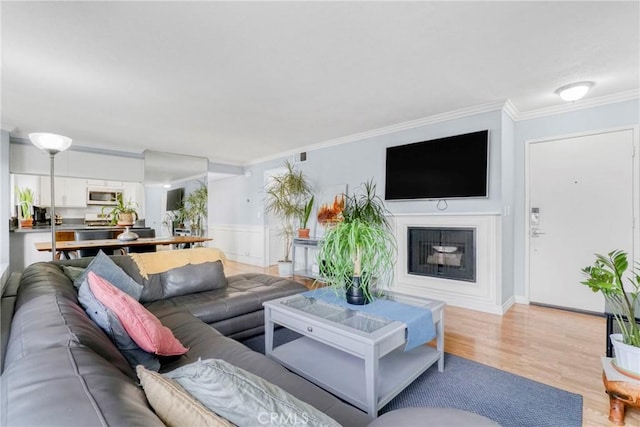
xmin=88 ymin=271 xmax=188 ymax=356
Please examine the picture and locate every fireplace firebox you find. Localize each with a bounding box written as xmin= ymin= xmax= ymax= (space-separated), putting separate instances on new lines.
xmin=408 ymin=227 xmax=476 ymax=282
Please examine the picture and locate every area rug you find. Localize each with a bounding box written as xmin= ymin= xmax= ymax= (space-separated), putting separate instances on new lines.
xmin=240 ymin=328 xmax=583 ymax=427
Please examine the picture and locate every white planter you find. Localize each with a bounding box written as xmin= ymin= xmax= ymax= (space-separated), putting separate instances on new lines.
xmin=278 ymin=261 xmax=293 ymax=278
xmin=610 ymin=333 xmax=640 ymax=376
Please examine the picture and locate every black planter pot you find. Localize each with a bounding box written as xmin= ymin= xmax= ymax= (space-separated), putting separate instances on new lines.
xmin=345 ymin=276 xmax=369 ymax=305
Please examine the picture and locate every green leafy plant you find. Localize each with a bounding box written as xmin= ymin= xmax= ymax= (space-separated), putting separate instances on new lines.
xmin=341 ymin=179 xmax=389 ymax=227
xmin=317 ymin=180 xmax=396 ymax=303
xmin=101 ymin=194 xmax=138 ymax=225
xmin=16 ymin=186 xmax=34 ymax=219
xmin=184 ymin=181 xmax=208 ymax=236
xmin=265 ymin=160 xmax=312 ymax=261
xmin=581 ymin=250 xmax=640 ymax=348
xmin=300 ymin=195 xmax=315 ymax=229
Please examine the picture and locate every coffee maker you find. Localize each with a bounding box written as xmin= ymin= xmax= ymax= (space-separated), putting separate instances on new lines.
xmin=33 ymin=206 xmax=49 ymax=226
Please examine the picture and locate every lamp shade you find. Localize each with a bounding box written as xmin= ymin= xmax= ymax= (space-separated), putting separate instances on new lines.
xmin=555 ymin=82 xmax=594 ymax=102
xmin=29 ymin=133 xmax=72 ymax=153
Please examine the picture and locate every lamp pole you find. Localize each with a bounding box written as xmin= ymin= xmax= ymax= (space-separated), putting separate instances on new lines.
xmin=49 ymin=152 xmax=57 ymax=261
xmin=28 ymin=133 xmax=72 ymax=261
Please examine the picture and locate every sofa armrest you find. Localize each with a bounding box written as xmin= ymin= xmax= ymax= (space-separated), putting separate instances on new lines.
xmin=1 ymin=273 xmax=22 ymax=373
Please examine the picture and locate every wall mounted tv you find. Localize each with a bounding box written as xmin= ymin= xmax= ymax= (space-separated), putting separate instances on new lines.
xmin=166 ymin=188 xmax=184 ymax=211
xmin=385 ymin=130 xmax=489 ymax=200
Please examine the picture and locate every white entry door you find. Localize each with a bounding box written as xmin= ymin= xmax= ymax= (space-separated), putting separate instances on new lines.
xmin=528 ymin=129 xmax=636 ymax=312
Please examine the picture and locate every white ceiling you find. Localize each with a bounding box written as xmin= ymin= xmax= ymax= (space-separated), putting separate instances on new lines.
xmin=2 ymin=1 xmax=639 ymax=165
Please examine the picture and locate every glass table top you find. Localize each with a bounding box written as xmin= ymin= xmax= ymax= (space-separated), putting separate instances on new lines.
xmin=280 ymin=294 xmax=393 ymax=333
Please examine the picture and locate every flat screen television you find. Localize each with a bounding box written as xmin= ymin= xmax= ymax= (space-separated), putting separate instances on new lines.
xmin=166 ymin=188 xmax=184 ymax=211
xmin=385 ymin=130 xmax=489 ymax=200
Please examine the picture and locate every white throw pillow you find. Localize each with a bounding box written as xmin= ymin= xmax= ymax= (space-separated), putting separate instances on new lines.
xmin=163 ymin=359 xmax=341 ymax=427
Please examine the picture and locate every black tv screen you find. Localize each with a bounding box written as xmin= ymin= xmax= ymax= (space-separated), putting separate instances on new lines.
xmin=385 ymin=130 xmax=489 ymax=200
xmin=166 ymin=188 xmax=184 ymax=211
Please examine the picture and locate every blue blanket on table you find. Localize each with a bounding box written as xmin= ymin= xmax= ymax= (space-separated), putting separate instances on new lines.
xmin=302 ymin=288 xmax=435 ymax=351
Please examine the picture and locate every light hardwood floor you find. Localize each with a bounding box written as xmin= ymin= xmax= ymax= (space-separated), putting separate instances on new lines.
xmin=225 ymin=260 xmax=640 ymax=427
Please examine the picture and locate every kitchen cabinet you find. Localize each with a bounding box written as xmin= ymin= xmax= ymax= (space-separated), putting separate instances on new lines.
xmin=40 ymin=177 xmax=87 ymax=207
xmin=87 ymin=180 xmax=123 ymax=188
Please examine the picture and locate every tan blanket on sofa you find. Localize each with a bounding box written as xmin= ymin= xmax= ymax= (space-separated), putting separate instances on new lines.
xmin=129 ymin=247 xmax=227 ymax=279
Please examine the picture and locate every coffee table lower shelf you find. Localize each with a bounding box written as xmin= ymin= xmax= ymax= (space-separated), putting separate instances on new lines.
xmin=270 ymin=335 xmax=440 ymax=414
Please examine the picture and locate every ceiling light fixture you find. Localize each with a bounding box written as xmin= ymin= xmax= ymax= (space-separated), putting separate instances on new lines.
xmin=163 ymin=184 xmax=171 ymax=189
xmin=555 ymin=81 xmax=594 ymax=102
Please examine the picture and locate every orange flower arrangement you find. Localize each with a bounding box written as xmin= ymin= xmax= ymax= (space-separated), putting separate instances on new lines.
xmin=317 ymin=194 xmax=345 ymax=225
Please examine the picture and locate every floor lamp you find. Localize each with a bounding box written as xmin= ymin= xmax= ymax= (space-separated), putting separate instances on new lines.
xmin=29 ymin=133 xmax=72 ymax=261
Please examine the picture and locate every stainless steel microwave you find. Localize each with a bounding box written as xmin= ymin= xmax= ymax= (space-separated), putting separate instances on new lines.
xmin=86 ymin=188 xmax=122 ymax=205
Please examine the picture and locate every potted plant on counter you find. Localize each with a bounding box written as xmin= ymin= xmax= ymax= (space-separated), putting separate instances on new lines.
xmin=265 ymin=160 xmax=312 ymax=277
xmin=317 ymin=180 xmax=396 ymax=304
xmin=581 ymin=250 xmax=640 ymax=376
xmin=16 ymin=186 xmax=34 ymax=228
xmin=102 ymin=194 xmax=138 ymax=226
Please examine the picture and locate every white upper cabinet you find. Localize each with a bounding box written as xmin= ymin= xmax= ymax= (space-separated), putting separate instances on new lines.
xmin=40 ymin=177 xmax=87 ymax=207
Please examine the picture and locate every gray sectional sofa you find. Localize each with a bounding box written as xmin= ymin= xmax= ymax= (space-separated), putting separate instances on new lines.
xmin=0 ymin=253 xmax=371 ymax=426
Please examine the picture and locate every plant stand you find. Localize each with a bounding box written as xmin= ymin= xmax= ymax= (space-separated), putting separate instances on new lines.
xmin=602 ymin=357 xmax=640 ymax=426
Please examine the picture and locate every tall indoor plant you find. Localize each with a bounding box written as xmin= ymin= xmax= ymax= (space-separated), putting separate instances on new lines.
xmin=317 ymin=180 xmax=396 ymax=304
xmin=265 ymin=160 xmax=312 ymax=276
xmin=581 ymin=250 xmax=640 ymax=374
xmin=184 ymin=181 xmax=208 ymax=237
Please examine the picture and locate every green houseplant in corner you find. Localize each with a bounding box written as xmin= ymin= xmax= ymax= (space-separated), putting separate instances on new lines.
xmin=317 ymin=180 xmax=396 ymax=304
xmin=581 ymin=250 xmax=640 ymax=376
xmin=184 ymin=181 xmax=208 ymax=238
xmin=102 ymin=194 xmax=138 ymax=226
xmin=265 ymin=160 xmax=312 ymax=277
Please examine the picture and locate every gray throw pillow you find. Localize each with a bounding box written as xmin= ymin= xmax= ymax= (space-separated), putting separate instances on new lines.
xmin=74 ymin=250 xmax=143 ymax=299
xmin=164 ymin=359 xmax=340 ymax=427
xmin=61 ymin=265 xmax=85 ymax=282
xmin=140 ymin=261 xmax=227 ymax=303
xmin=78 ymin=277 xmax=160 ymax=372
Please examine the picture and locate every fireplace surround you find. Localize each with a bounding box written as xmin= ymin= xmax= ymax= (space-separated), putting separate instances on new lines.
xmin=391 ymin=213 xmax=506 ymax=314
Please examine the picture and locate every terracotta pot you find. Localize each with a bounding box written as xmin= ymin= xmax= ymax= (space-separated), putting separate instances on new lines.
xmin=20 ymin=218 xmax=33 ymax=228
xmin=298 ymin=228 xmax=310 ymax=238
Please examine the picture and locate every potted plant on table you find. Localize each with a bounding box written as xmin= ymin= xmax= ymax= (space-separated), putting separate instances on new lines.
xmin=16 ymin=186 xmax=34 ymax=228
xmin=265 ymin=160 xmax=312 ymax=277
xmin=581 ymin=250 xmax=640 ymax=376
xmin=102 ymin=194 xmax=138 ymax=226
xmin=317 ymin=180 xmax=396 ymax=304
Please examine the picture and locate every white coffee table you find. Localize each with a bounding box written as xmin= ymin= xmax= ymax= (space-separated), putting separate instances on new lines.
xmin=263 ymin=290 xmax=445 ymax=418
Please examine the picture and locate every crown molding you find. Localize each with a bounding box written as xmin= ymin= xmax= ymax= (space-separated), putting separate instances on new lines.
xmin=512 ymin=89 xmax=640 ymax=121
xmin=246 ymin=100 xmax=508 ymax=166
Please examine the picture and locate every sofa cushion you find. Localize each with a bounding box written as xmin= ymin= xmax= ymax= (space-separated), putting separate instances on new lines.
xmin=164 ymin=358 xmax=341 ymax=427
xmin=136 ymin=365 xmax=234 ymax=427
xmin=74 ymin=250 xmax=143 ymax=299
xmin=88 ymin=272 xmax=188 ymax=356
xmin=1 ymin=346 xmax=164 ymax=427
xmin=78 ymin=277 xmax=160 ymax=371
xmin=139 ymin=261 xmax=227 ymax=303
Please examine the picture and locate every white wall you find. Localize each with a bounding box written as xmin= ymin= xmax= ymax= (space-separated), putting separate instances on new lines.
xmin=1 ymin=131 xmax=11 ymax=272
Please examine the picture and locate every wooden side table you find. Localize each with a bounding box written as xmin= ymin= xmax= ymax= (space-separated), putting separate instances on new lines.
xmin=602 ymin=357 xmax=640 ymax=426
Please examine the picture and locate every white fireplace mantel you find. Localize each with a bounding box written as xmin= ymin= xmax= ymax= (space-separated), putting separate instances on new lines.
xmin=389 ymin=213 xmax=507 ymax=315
